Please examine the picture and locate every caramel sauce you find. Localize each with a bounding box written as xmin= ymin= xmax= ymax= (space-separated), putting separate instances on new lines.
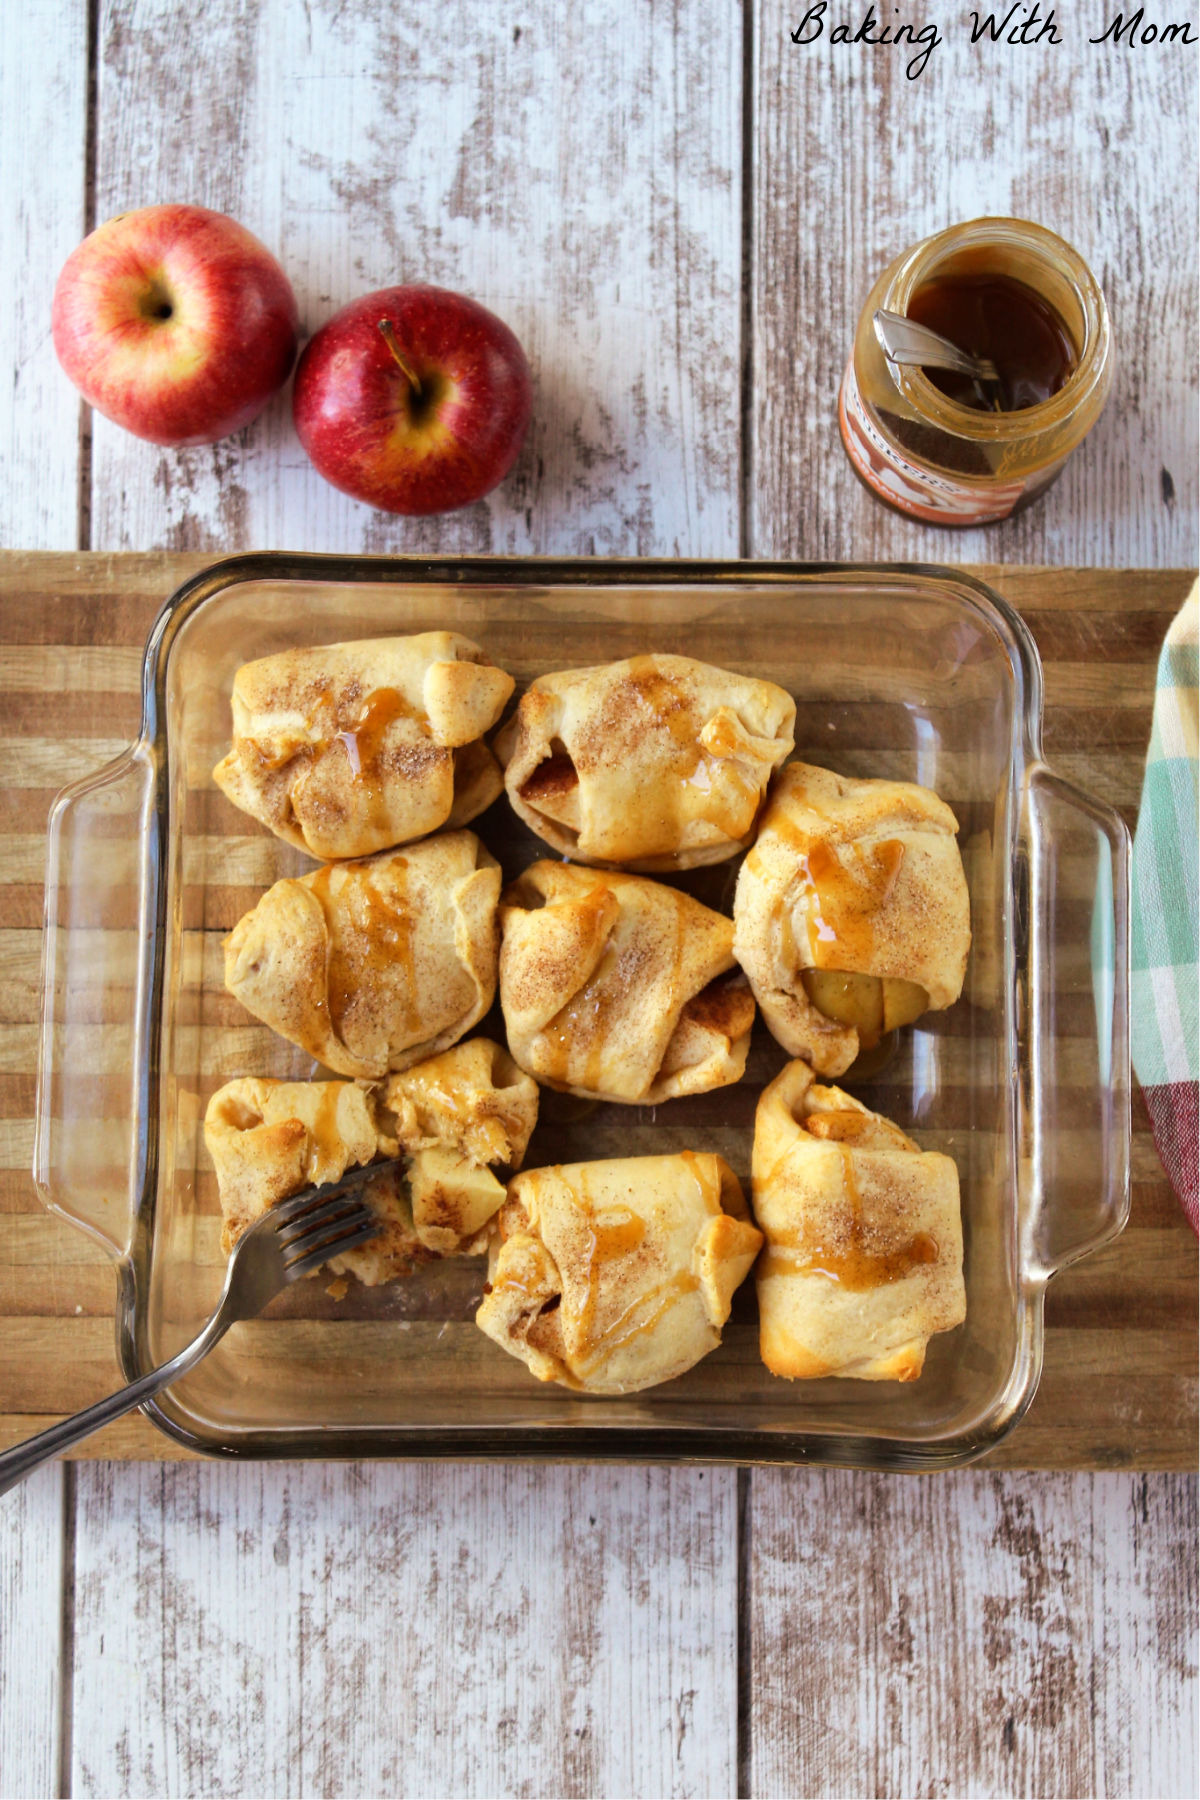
xmin=793 ymin=835 xmax=906 ymax=965
xmin=625 ymin=655 xmax=699 ymax=753
xmin=538 ymin=885 xmax=692 ymax=1095
xmin=583 ymin=1270 xmax=701 ymax=1374
xmin=335 ymin=686 xmax=421 ymax=776
xmin=585 ymin=657 xmax=760 ymax=859
xmin=567 ymin=1167 xmax=648 ymax=1344
xmin=241 ymin=678 xmax=335 ymax=772
xmin=907 ymin=272 xmax=1077 ymax=413
xmin=244 ymin=736 xmax=301 ymax=773
xmin=803 ymin=1112 xmax=871 ymax=1143
xmin=306 ymin=1085 xmax=345 ymax=1183
xmin=684 ymin=754 xmax=760 ymax=843
xmin=312 ymin=859 xmax=420 ymax=1038
xmin=765 ymin=1146 xmax=938 ymax=1290
xmin=331 ymin=686 xmax=428 ymax=839
xmin=360 ymin=870 xmax=419 ymax=1032
xmin=541 ymin=938 xmax=619 ymax=1092
xmin=678 ymin=1148 xmax=713 ymax=1207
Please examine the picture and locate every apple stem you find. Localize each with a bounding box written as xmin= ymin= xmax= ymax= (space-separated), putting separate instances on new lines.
xmin=378 ymin=319 xmax=422 ymax=395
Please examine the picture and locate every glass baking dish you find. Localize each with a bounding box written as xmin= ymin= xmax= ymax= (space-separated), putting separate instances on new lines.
xmin=34 ymin=556 xmax=1130 ymax=1468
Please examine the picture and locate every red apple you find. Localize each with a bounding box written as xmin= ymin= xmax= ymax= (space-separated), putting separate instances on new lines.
xmin=51 ymin=205 xmax=299 ymax=447
xmin=292 ymin=285 xmax=532 ymax=515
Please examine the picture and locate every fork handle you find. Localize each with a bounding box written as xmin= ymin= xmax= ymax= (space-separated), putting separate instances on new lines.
xmin=0 ymin=1316 xmax=228 ymax=1498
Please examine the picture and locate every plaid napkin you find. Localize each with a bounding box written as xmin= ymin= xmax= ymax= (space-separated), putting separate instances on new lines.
xmin=1131 ymin=581 xmax=1199 ymax=1231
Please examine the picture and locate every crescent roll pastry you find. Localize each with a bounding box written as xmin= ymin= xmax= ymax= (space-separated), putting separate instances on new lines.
xmin=379 ymin=1039 xmax=540 ymax=1255
xmin=206 ymin=1042 xmax=538 ymax=1279
xmin=224 ymin=831 xmax=501 ymax=1079
xmin=204 ymin=1076 xmax=429 ymax=1286
xmin=752 ymin=1060 xmax=966 ymax=1381
xmin=213 ymin=631 xmax=514 ymax=860
xmin=733 ymin=762 xmax=970 ymax=1075
xmin=476 ymin=1153 xmax=763 ymax=1393
xmin=498 ymin=860 xmax=755 ymax=1104
xmin=497 ymin=653 xmax=795 ymax=869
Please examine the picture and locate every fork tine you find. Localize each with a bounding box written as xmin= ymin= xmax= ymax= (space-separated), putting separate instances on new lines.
xmin=284 ymin=1220 xmax=381 ymax=1279
xmin=274 ymin=1198 xmax=363 ymax=1248
xmin=281 ymin=1206 xmax=378 ymax=1264
xmin=270 ymin=1158 xmax=405 ymax=1227
xmin=279 ymin=1198 xmax=375 ymax=1249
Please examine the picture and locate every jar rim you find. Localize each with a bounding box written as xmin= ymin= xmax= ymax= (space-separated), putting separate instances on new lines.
xmin=882 ymin=217 xmax=1112 ymax=442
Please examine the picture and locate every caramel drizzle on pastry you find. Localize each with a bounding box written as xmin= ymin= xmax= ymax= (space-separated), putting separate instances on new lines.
xmin=786 ymin=829 xmax=906 ymax=966
xmin=333 ymin=687 xmax=431 ymax=838
xmin=553 ymin=656 xmax=768 ymax=861
xmin=760 ymin=1142 xmax=939 ymax=1291
xmin=311 ymin=859 xmax=421 ymax=1038
xmin=536 ymin=883 xmax=689 ymax=1095
xmin=567 ymin=1161 xmax=704 ymax=1376
xmin=307 ymin=1084 xmax=347 ymax=1184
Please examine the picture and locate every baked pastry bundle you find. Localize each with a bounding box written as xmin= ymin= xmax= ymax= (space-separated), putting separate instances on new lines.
xmin=213 ymin=631 xmax=514 ymax=860
xmin=733 ymin=761 xmax=971 ymax=1076
xmin=498 ymin=860 xmax=755 ymax=1104
xmin=209 ymin=627 xmax=974 ymax=1395
xmin=476 ymin=1152 xmax=762 ymax=1393
xmin=751 ymin=1059 xmax=965 ymax=1382
xmin=380 ymin=1038 xmax=540 ymax=1255
xmin=497 ymin=653 xmax=795 ymax=869
xmin=224 ymin=831 xmax=500 ymax=1078
xmin=205 ymin=1038 xmax=539 ymax=1281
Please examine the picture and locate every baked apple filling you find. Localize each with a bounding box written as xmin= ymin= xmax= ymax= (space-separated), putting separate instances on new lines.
xmin=799 ymin=968 xmax=930 ymax=1048
xmin=518 ymin=739 xmax=581 ymax=835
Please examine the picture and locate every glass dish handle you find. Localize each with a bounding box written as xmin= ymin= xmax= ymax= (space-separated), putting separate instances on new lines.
xmin=34 ymin=745 xmax=158 ymax=1259
xmin=1022 ymin=763 xmax=1132 ymax=1281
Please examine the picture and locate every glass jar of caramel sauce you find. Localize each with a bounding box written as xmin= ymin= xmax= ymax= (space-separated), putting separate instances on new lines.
xmin=839 ymin=218 xmax=1113 ymax=526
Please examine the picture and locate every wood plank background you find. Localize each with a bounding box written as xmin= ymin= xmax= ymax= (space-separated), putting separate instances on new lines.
xmin=0 ymin=2 xmax=1196 ymax=1796
xmin=0 ymin=552 xmax=1194 ymax=1473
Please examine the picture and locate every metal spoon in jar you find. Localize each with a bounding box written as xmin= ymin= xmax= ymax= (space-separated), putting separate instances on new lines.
xmin=872 ymin=308 xmax=1000 ymax=384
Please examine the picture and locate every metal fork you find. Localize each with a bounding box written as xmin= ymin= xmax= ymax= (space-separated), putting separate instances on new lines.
xmin=0 ymin=1163 xmax=392 ymax=1497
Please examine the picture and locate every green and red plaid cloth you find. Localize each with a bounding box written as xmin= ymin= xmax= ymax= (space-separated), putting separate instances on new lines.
xmin=1131 ymin=582 xmax=1199 ymax=1231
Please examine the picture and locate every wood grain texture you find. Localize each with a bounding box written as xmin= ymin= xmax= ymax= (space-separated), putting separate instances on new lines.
xmin=0 ymin=2 xmax=89 ymax=1751
xmin=69 ymin=1461 xmax=735 ymax=1798
xmin=91 ymin=0 xmax=742 ymax=558
xmin=748 ymin=1469 xmax=1199 ymax=1799
xmin=750 ymin=0 xmax=1200 ymax=566
xmin=0 ymin=0 xmax=89 ymax=551
xmin=0 ymin=1464 xmax=65 ymax=1800
xmin=0 ymin=0 xmax=1196 ymax=1785
xmin=0 ymin=554 xmax=1195 ymax=1472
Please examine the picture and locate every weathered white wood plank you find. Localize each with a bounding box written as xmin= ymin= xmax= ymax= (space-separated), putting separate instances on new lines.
xmin=0 ymin=0 xmax=90 ymax=550
xmin=0 ymin=9 xmax=86 ymax=1793
xmin=749 ymin=1469 xmax=1199 ymax=1798
xmin=751 ymin=0 xmax=1199 ymax=566
xmin=91 ymin=0 xmax=742 ymax=558
xmin=70 ymin=1461 xmax=736 ymax=1799
xmin=0 ymin=1464 xmax=66 ymax=1800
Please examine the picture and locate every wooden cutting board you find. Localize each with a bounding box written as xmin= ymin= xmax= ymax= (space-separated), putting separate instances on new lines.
xmin=0 ymin=553 xmax=1195 ymax=1469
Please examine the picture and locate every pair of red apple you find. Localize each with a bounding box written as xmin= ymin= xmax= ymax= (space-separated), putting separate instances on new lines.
xmin=51 ymin=205 xmax=532 ymax=516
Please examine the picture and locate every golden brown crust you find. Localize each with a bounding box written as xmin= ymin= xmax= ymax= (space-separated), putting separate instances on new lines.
xmin=498 ymin=860 xmax=754 ymax=1104
xmin=475 ymin=1153 xmax=762 ymax=1394
xmin=497 ymin=654 xmax=795 ymax=870
xmin=204 ymin=1039 xmax=538 ymax=1279
xmin=751 ymin=1060 xmax=965 ymax=1382
xmin=733 ymin=761 xmax=971 ymax=1075
xmin=224 ymin=831 xmax=500 ymax=1079
xmin=204 ymin=1076 xmax=427 ymax=1286
xmin=379 ymin=1039 xmax=540 ymax=1254
xmin=213 ymin=631 xmax=514 ymax=860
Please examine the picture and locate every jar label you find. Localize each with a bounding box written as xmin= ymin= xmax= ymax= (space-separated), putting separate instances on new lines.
xmin=838 ymin=359 xmax=1054 ymax=525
